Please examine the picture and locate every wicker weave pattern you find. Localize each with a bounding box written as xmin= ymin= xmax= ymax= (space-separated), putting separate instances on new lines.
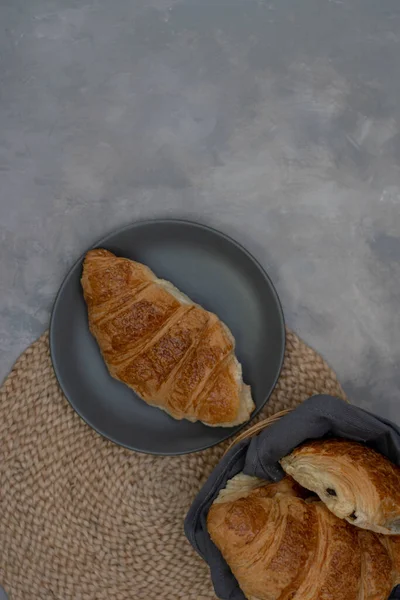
xmin=0 ymin=330 xmax=345 ymax=600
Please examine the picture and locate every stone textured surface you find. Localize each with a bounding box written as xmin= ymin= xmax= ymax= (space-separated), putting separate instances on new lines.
xmin=1 ymin=0 xmax=400 ymax=420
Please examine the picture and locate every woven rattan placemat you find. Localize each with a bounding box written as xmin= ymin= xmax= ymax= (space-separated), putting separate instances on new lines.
xmin=0 ymin=330 xmax=345 ymax=600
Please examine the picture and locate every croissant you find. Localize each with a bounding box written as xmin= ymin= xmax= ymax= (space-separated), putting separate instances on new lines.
xmin=81 ymin=249 xmax=254 ymax=427
xmin=207 ymin=474 xmax=399 ymax=600
xmin=280 ymin=439 xmax=400 ymax=535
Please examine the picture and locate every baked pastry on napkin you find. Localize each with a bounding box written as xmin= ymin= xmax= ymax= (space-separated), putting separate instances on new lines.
xmin=185 ymin=395 xmax=400 ymax=600
xmin=281 ymin=438 xmax=400 ymax=535
xmin=207 ymin=474 xmax=399 ymax=600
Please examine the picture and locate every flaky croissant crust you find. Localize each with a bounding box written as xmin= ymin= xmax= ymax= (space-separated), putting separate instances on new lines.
xmin=207 ymin=474 xmax=400 ymax=600
xmin=281 ymin=439 xmax=400 ymax=535
xmin=81 ymin=249 xmax=254 ymax=427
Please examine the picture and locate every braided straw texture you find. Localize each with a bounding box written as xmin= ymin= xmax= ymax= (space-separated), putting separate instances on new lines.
xmin=0 ymin=329 xmax=345 ymax=600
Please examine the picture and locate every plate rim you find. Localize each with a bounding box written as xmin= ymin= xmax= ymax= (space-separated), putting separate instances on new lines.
xmin=49 ymin=218 xmax=286 ymax=455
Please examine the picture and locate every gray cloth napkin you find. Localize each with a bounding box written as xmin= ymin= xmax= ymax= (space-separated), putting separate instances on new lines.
xmin=184 ymin=395 xmax=400 ymax=600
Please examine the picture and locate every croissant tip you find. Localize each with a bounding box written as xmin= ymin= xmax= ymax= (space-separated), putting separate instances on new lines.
xmin=84 ymin=248 xmax=114 ymax=262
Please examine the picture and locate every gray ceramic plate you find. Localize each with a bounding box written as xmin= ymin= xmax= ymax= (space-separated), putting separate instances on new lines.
xmin=50 ymin=220 xmax=285 ymax=454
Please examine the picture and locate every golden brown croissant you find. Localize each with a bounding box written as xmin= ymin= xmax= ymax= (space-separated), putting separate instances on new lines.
xmin=81 ymin=249 xmax=254 ymax=427
xmin=207 ymin=474 xmax=399 ymax=600
xmin=280 ymin=439 xmax=400 ymax=535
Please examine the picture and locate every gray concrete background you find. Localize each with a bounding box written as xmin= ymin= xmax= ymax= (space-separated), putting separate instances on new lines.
xmin=1 ymin=0 xmax=400 ymax=420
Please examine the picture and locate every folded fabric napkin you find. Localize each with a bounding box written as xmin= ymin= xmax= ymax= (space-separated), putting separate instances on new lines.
xmin=185 ymin=395 xmax=400 ymax=600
